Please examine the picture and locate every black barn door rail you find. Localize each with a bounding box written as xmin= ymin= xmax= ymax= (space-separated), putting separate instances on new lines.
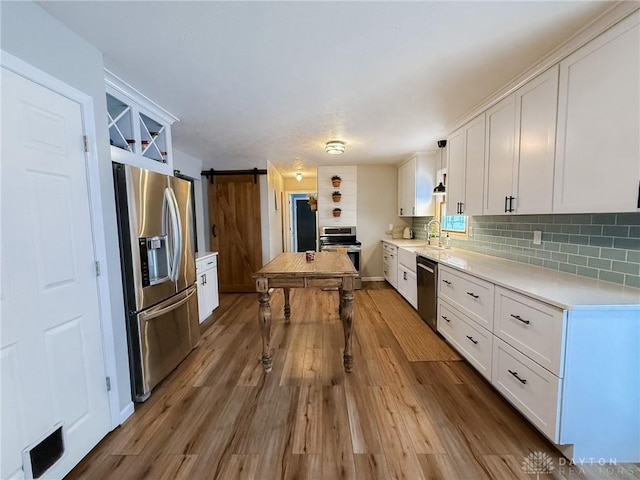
xmin=201 ymin=168 xmax=267 ymax=184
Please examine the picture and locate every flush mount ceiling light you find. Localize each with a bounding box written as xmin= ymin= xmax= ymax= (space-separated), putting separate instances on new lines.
xmin=295 ymin=172 xmax=303 ymax=182
xmin=433 ymin=139 xmax=447 ymax=196
xmin=325 ymin=140 xmax=346 ymax=155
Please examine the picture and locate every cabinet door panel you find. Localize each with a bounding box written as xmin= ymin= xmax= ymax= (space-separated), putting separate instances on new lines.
xmin=484 ymin=95 xmax=516 ymax=215
xmin=554 ymin=12 xmax=639 ymax=213
xmin=464 ymin=114 xmax=486 ymax=216
xmin=446 ymin=127 xmax=465 ymax=213
xmin=515 ymin=66 xmax=558 ymax=214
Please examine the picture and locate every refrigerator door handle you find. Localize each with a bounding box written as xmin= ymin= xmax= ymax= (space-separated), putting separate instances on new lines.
xmin=164 ymin=188 xmax=182 ymax=282
xmin=140 ymin=286 xmax=196 ymax=321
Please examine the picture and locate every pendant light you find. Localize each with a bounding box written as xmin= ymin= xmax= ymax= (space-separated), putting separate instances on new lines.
xmin=433 ymin=139 xmax=447 ymax=196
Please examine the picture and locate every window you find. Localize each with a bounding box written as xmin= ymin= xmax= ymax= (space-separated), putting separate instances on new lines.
xmin=440 ymin=202 xmax=467 ymax=233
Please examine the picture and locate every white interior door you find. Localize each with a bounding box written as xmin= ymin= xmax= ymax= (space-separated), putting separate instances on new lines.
xmin=1 ymin=68 xmax=110 ymax=479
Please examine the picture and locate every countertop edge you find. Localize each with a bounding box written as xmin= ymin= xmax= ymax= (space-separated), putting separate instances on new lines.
xmin=413 ymin=248 xmax=640 ymax=311
xmin=196 ymin=251 xmax=218 ymax=261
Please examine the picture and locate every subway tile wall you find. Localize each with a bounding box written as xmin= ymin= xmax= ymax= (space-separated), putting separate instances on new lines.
xmin=412 ymin=213 xmax=640 ymax=288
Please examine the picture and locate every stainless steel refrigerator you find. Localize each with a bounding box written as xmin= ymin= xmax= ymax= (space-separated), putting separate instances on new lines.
xmin=113 ymin=163 xmax=199 ymax=402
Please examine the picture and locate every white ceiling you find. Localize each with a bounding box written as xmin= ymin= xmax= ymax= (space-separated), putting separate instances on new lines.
xmin=39 ymin=1 xmax=611 ymax=178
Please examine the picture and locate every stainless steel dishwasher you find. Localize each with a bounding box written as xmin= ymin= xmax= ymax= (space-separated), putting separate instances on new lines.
xmin=417 ymin=255 xmax=438 ymax=332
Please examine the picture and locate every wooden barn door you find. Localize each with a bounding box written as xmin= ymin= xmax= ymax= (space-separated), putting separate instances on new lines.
xmin=208 ymin=175 xmax=262 ymax=292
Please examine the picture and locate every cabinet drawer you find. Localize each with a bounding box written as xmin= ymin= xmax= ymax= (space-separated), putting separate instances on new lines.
xmin=494 ymin=287 xmax=566 ymax=376
xmin=439 ymin=266 xmax=494 ymax=330
xmin=196 ymin=254 xmax=217 ymax=273
xmin=398 ymin=247 xmax=416 ymax=271
xmin=492 ymin=337 xmax=561 ymax=442
xmin=438 ymin=300 xmax=492 ymax=381
xmin=383 ymin=242 xmax=397 ymax=255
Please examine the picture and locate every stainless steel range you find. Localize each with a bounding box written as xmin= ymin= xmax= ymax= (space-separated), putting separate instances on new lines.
xmin=319 ymin=226 xmax=362 ymax=289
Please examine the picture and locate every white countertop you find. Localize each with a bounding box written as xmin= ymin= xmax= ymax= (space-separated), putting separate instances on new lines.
xmin=196 ymin=251 xmax=218 ymax=261
xmin=413 ymin=247 xmax=640 ymax=311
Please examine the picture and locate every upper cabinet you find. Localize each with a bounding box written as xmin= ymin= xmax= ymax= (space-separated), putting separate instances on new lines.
xmin=484 ymin=66 xmax=558 ymax=215
xmin=105 ymin=70 xmax=179 ymax=175
xmin=447 ymin=113 xmax=485 ymax=216
xmin=553 ymin=12 xmax=640 ymax=213
xmin=397 ymin=152 xmax=437 ymax=217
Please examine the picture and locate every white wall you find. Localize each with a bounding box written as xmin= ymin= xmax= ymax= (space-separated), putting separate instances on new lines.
xmin=173 ymin=149 xmax=206 ymax=253
xmin=266 ymin=161 xmax=284 ymax=261
xmin=357 ymin=165 xmax=411 ymax=279
xmin=0 ymin=1 xmax=132 ymax=417
xmin=317 ymin=166 xmax=357 ymax=227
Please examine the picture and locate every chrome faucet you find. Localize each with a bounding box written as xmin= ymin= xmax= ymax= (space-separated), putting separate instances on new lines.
xmin=427 ymin=219 xmax=441 ymax=245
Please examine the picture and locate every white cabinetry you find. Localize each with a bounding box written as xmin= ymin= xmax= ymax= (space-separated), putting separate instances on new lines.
xmin=439 ymin=266 xmax=494 ymax=331
xmin=492 ymin=337 xmax=561 ymax=440
xmin=483 ymin=95 xmax=516 ymax=215
xmin=106 ymin=70 xmax=178 ymax=176
xmin=483 ymin=66 xmax=558 ymax=215
xmin=553 ymin=12 xmax=640 ymax=213
xmin=446 ymin=114 xmax=485 ymax=215
xmin=436 ymin=259 xmax=640 ymax=461
xmin=397 ymin=248 xmax=417 ymax=308
xmin=196 ymin=253 xmax=219 ymax=324
xmin=438 ymin=300 xmax=493 ymax=380
xmin=382 ymin=242 xmax=398 ymax=288
xmin=397 ymin=152 xmax=437 ymax=217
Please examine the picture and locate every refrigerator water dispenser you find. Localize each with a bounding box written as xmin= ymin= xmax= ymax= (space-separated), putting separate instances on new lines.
xmin=138 ymin=235 xmax=169 ymax=286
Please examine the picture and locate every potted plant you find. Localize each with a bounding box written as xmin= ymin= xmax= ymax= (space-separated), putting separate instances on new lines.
xmin=331 ymin=175 xmax=341 ymax=187
xmin=332 ymin=191 xmax=342 ymax=202
xmin=332 ymin=207 xmax=342 ymax=217
xmin=307 ymin=193 xmax=317 ymax=212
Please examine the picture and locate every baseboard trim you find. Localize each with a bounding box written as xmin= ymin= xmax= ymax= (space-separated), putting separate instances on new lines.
xmin=119 ymin=402 xmax=135 ymax=426
xmin=362 ymin=277 xmax=385 ymax=282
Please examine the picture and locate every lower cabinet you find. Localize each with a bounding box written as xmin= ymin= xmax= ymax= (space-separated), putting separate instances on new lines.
xmin=436 ymin=262 xmax=640 ymax=461
xmin=196 ymin=253 xmax=219 ymax=324
xmin=382 ymin=242 xmax=398 ymax=288
xmin=397 ymin=265 xmax=417 ymax=309
xmin=438 ymin=300 xmax=492 ymax=381
xmin=492 ymin=337 xmax=561 ymax=441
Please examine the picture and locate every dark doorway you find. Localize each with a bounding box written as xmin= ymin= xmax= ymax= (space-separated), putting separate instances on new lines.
xmin=293 ymin=196 xmax=316 ymax=251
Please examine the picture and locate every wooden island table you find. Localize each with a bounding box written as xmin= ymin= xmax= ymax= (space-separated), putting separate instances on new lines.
xmin=252 ymin=252 xmax=358 ymax=373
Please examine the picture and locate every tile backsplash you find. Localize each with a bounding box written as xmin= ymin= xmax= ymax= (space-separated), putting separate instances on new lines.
xmin=413 ymin=213 xmax=640 ymax=288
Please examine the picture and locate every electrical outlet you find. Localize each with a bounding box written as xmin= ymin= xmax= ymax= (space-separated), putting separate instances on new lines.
xmin=533 ymin=230 xmax=542 ymax=245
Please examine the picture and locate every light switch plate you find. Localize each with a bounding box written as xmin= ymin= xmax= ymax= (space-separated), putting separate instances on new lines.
xmin=533 ymin=230 xmax=542 ymax=245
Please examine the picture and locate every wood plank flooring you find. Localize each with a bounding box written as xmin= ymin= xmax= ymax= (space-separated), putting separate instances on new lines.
xmin=67 ymin=283 xmax=640 ymax=480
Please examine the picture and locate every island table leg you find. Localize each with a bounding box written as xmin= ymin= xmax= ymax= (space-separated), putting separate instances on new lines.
xmin=283 ymin=287 xmax=291 ymax=322
xmin=256 ymin=278 xmax=273 ymax=372
xmin=340 ymin=286 xmax=354 ymax=373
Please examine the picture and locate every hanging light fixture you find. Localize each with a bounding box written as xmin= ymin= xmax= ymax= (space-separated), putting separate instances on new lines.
xmin=295 ymin=171 xmax=303 ymax=182
xmin=325 ymin=140 xmax=346 ymax=155
xmin=433 ymin=139 xmax=447 ymax=196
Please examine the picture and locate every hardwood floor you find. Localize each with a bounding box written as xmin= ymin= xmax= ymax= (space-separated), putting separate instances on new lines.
xmin=67 ymin=283 xmax=640 ymax=479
